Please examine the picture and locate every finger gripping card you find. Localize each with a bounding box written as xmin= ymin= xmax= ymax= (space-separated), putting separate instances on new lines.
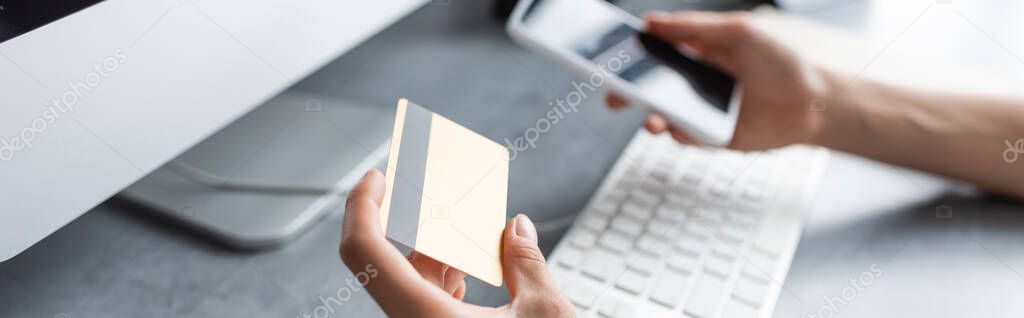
xmin=378 ymin=99 xmax=509 ymax=287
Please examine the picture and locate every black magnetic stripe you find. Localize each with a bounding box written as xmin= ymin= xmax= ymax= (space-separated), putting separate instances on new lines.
xmin=387 ymin=102 xmax=433 ymax=247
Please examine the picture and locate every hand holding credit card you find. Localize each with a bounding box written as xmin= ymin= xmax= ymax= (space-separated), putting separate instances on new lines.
xmin=378 ymin=99 xmax=510 ymax=286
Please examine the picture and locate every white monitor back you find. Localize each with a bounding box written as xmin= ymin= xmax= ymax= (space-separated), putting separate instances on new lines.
xmin=0 ymin=0 xmax=424 ymax=261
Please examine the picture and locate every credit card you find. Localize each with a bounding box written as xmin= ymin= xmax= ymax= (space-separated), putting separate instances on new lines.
xmin=378 ymin=99 xmax=509 ymax=287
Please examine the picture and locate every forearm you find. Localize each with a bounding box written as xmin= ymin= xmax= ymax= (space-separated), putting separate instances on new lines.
xmin=812 ymin=68 xmax=1024 ymax=199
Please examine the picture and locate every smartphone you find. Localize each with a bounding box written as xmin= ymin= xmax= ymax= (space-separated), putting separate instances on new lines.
xmin=507 ymin=0 xmax=742 ymax=145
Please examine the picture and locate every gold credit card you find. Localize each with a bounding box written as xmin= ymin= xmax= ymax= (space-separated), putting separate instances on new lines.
xmin=379 ymin=99 xmax=509 ymax=287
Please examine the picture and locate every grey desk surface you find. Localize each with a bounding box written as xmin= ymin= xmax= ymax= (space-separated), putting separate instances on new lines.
xmin=3 ymin=1 xmax=1024 ymax=317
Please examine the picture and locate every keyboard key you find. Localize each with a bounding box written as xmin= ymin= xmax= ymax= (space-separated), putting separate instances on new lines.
xmin=604 ymin=188 xmax=628 ymax=201
xmin=732 ymin=275 xmax=769 ymax=307
xmin=743 ymin=248 xmax=777 ymax=275
xmin=599 ymin=231 xmax=633 ymax=253
xmin=704 ymin=254 xmax=735 ymax=279
xmin=562 ymin=279 xmax=601 ymax=308
xmin=614 ymin=177 xmax=638 ymax=190
xmin=635 ymin=235 xmax=671 ymax=257
xmin=598 ymin=226 xmax=630 ymax=246
xmin=599 ymin=297 xmax=636 ymax=318
xmin=677 ymin=171 xmax=703 ymax=192
xmin=719 ymin=223 xmax=749 ymax=244
xmin=742 ymin=184 xmax=765 ymax=202
xmin=725 ymin=210 xmax=757 ymax=228
xmin=707 ymin=196 xmax=731 ymax=207
xmin=683 ymin=275 xmax=726 ymax=318
xmin=610 ymin=216 xmax=645 ymax=237
xmin=591 ymin=199 xmax=620 ymax=216
xmin=656 ymin=206 xmax=687 ymax=222
xmin=675 ymin=237 xmax=705 ymax=256
xmin=621 ymin=202 xmax=654 ymax=221
xmin=646 ymin=219 xmax=677 ymax=236
xmin=699 ymin=210 xmax=723 ymax=225
xmin=663 ymin=193 xmax=694 ymax=208
xmin=598 ymin=299 xmax=617 ymax=317
xmin=651 ymin=168 xmax=672 ymax=183
xmin=738 ymin=198 xmax=764 ymax=214
xmin=581 ymin=214 xmax=610 ymax=232
xmin=601 ymin=190 xmax=626 ymax=204
xmin=649 ymin=270 xmax=689 ymax=308
xmin=683 ymin=222 xmax=711 ymax=239
xmin=721 ymin=298 xmax=760 ymax=318
xmin=570 ymin=230 xmax=597 ymax=248
xmin=614 ymin=269 xmax=649 ymax=295
xmin=663 ymin=194 xmax=691 ymax=206
xmin=652 ymin=159 xmax=675 ymax=177
xmin=622 ymin=165 xmax=644 ymax=179
xmin=707 ymin=179 xmax=730 ymax=198
xmin=715 ymin=151 xmax=744 ymax=165
xmin=581 ymin=250 xmax=626 ymax=282
xmin=627 ymin=253 xmax=660 ymax=275
xmin=640 ymin=178 xmax=667 ymax=194
xmin=666 ymin=253 xmax=698 ymax=274
xmin=630 ymin=188 xmax=660 ymax=207
xmin=746 ymin=166 xmax=770 ymax=181
xmin=711 ymin=240 xmax=739 ymax=261
xmin=557 ymin=248 xmax=584 ymax=269
xmin=742 ymin=265 xmax=773 ymax=285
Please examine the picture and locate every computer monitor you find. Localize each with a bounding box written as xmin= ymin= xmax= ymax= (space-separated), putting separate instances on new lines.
xmin=0 ymin=0 xmax=424 ymax=261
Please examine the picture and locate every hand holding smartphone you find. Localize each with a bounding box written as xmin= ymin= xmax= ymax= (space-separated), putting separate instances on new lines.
xmin=507 ymin=0 xmax=742 ymax=145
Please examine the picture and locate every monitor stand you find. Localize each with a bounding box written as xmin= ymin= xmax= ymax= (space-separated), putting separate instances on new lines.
xmin=120 ymin=91 xmax=392 ymax=249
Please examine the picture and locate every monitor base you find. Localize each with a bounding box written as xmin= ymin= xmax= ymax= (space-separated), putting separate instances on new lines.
xmin=119 ymin=92 xmax=392 ymax=249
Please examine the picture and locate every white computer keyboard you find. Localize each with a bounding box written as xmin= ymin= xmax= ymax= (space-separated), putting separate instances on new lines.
xmin=548 ymin=131 xmax=829 ymax=318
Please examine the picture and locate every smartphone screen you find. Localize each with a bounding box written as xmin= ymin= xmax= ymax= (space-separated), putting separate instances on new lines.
xmin=518 ymin=0 xmax=736 ymax=112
